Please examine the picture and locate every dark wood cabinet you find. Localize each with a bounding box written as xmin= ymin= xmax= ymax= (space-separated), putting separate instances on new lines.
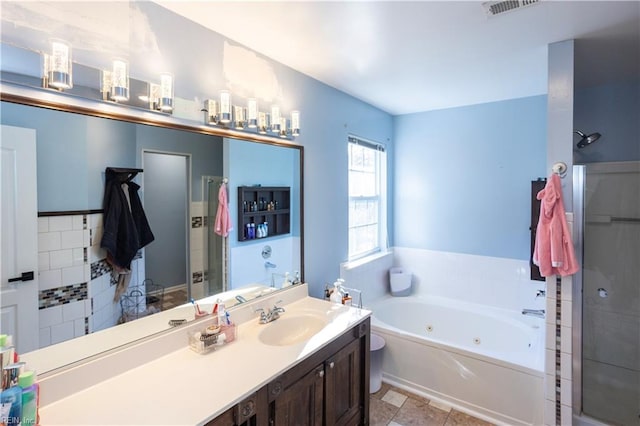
xmin=325 ymin=338 xmax=363 ymax=426
xmin=269 ymin=319 xmax=370 ymax=426
xmin=205 ymin=387 xmax=268 ymax=426
xmin=208 ymin=318 xmax=370 ymax=426
xmin=272 ymin=364 xmax=324 ymax=425
xmin=530 ymin=179 xmax=546 ymax=281
xmin=237 ymin=186 xmax=290 ymax=242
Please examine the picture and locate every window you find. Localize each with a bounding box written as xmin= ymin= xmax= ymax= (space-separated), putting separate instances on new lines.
xmin=348 ymin=135 xmax=387 ymax=260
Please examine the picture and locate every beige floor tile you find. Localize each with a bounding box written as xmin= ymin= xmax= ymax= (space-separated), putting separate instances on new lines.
xmin=444 ymin=410 xmax=494 ymax=426
xmin=392 ymin=397 xmax=449 ymax=426
xmin=382 ymin=390 xmax=409 ymax=407
xmin=372 ymin=382 xmax=392 ymax=400
xmin=370 ymin=397 xmax=400 ymax=426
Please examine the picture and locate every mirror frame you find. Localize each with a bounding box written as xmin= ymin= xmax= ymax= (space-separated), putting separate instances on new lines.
xmin=0 ymin=83 xmax=304 ymax=374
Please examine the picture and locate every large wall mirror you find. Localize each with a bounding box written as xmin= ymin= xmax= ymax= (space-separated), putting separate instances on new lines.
xmin=0 ymin=90 xmax=303 ymax=375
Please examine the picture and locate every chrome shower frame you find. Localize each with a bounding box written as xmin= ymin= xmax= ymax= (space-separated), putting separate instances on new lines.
xmin=572 ymin=165 xmax=586 ymax=423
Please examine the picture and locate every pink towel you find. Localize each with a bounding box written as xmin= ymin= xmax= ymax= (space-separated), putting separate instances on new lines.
xmin=533 ymin=174 xmax=579 ymax=277
xmin=214 ymin=182 xmax=232 ymax=237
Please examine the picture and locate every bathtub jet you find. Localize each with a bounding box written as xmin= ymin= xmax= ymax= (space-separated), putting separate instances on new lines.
xmin=522 ymin=309 xmax=545 ymax=318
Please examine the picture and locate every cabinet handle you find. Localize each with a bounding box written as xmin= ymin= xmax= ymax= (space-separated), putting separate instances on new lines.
xmin=329 ymin=361 xmax=335 ymax=369
xmin=318 ymin=369 xmax=325 ymax=378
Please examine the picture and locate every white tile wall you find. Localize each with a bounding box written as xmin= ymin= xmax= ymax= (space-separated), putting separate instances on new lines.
xmin=38 ymin=214 xmax=92 ymax=349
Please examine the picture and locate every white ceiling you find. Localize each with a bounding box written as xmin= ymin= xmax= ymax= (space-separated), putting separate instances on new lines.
xmin=156 ymin=1 xmax=640 ymax=115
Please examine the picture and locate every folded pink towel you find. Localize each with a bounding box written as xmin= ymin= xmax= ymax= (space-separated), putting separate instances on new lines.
xmin=214 ymin=182 xmax=232 ymax=237
xmin=533 ymin=174 xmax=579 ymax=277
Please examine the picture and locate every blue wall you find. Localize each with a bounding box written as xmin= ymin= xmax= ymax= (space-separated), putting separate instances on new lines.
xmin=226 ymin=139 xmax=301 ymax=248
xmin=393 ymin=95 xmax=547 ymax=260
xmin=0 ymin=101 xmax=223 ymax=211
xmin=574 ymin=82 xmax=640 ymax=163
xmin=0 ymin=2 xmax=394 ymax=297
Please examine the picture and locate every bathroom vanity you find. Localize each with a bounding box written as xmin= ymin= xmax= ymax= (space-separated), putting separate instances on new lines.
xmin=36 ymin=284 xmax=371 ymax=425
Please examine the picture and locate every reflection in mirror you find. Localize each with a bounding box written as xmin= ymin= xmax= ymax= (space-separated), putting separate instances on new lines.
xmin=0 ymin=98 xmax=303 ymax=375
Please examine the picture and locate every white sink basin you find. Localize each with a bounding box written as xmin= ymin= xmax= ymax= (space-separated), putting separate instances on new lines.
xmin=258 ymin=314 xmax=328 ymax=346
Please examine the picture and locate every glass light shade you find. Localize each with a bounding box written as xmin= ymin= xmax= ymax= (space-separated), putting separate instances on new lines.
xmin=258 ymin=112 xmax=268 ymax=134
xmin=205 ymin=99 xmax=219 ymax=124
xmin=100 ymin=70 xmax=112 ymax=94
xmin=233 ymin=105 xmax=246 ymax=129
xmin=220 ymin=91 xmax=231 ymax=123
xmin=291 ymin=110 xmax=300 ymax=136
xmin=279 ymin=117 xmax=288 ymax=138
xmin=110 ymin=59 xmax=129 ymax=101
xmin=271 ymin=105 xmax=281 ymax=132
xmin=159 ymin=73 xmax=173 ymax=112
xmin=247 ymin=99 xmax=258 ymax=128
xmin=47 ymin=40 xmax=72 ymax=89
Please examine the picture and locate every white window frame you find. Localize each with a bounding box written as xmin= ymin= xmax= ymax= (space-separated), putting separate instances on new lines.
xmin=347 ymin=135 xmax=387 ymax=261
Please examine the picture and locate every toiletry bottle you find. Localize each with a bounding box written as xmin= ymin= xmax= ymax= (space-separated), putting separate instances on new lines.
xmin=0 ymin=385 xmax=21 ymax=426
xmin=282 ymin=272 xmax=291 ymax=288
xmin=342 ymin=291 xmax=352 ymax=306
xmin=263 ymin=222 xmax=268 ymax=237
xmin=329 ymin=282 xmax=343 ymax=304
xmin=18 ymin=371 xmax=38 ymax=426
xmin=324 ymin=284 xmax=331 ymax=300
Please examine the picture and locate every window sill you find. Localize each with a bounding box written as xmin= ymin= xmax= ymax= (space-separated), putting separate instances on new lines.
xmin=341 ymin=250 xmax=393 ymax=271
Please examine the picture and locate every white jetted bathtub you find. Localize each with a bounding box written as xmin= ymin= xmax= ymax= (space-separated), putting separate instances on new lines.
xmin=369 ymin=294 xmax=544 ymax=425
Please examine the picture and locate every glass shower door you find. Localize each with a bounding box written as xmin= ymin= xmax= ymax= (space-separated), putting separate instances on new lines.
xmin=577 ymin=161 xmax=640 ymax=425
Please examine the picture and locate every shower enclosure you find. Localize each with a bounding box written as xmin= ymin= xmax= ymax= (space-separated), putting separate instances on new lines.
xmin=573 ymin=161 xmax=640 ymax=426
xmin=206 ymin=176 xmax=226 ymax=296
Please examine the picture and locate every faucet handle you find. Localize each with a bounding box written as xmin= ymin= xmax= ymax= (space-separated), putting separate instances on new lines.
xmin=535 ymin=290 xmax=546 ymax=298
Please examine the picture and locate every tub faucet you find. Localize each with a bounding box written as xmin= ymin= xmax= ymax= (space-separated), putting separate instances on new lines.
xmin=522 ymin=309 xmax=545 ymax=318
xmin=255 ymin=300 xmax=285 ymax=324
xmin=264 ymin=261 xmax=277 ymax=269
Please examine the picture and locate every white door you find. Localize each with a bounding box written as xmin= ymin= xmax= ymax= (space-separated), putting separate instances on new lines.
xmin=1 ymin=124 xmax=39 ymax=353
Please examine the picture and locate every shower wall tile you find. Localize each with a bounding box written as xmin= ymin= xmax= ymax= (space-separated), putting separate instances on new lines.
xmin=38 ymin=217 xmax=49 ymax=233
xmin=38 ymin=231 xmax=61 ymax=252
xmin=39 ymin=252 xmax=50 ymax=271
xmin=39 ymin=269 xmax=62 ymax=291
xmin=49 ymin=216 xmax=73 ymax=232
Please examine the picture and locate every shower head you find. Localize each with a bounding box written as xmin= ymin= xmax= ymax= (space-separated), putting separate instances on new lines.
xmin=574 ymin=130 xmax=602 ymax=148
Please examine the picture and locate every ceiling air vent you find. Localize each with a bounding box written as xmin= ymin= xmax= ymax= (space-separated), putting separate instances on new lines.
xmin=482 ymin=0 xmax=540 ymax=17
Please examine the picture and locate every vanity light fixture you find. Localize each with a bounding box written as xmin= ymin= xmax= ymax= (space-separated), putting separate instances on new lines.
xmin=247 ymin=99 xmax=258 ymax=128
xmin=271 ymin=105 xmax=281 ymax=133
xmin=291 ymin=110 xmax=300 ymax=137
xmin=220 ymin=90 xmax=231 ymax=123
xmin=100 ymin=69 xmax=113 ymax=101
xmin=258 ymin=112 xmax=268 ymax=134
xmin=45 ymin=39 xmax=73 ymax=89
xmin=110 ymin=59 xmax=129 ymax=102
xmin=159 ymin=73 xmax=174 ymax=112
xmin=233 ymin=105 xmax=246 ymax=129
xmin=279 ymin=117 xmax=288 ymax=138
xmin=204 ymin=99 xmax=219 ymax=124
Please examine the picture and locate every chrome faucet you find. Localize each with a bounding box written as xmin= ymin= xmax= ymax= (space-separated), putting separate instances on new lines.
xmin=264 ymin=261 xmax=277 ymax=269
xmin=535 ymin=290 xmax=546 ymax=298
xmin=256 ymin=300 xmax=285 ymax=324
xmin=522 ymin=309 xmax=545 ymax=318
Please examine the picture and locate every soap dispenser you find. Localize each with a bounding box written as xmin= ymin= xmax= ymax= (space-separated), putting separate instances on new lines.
xmin=329 ymin=281 xmax=343 ymax=304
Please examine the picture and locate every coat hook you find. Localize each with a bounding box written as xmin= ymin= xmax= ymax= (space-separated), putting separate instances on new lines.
xmin=551 ymin=162 xmax=567 ymax=177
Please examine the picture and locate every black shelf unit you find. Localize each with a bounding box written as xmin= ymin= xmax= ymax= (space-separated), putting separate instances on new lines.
xmin=238 ymin=186 xmax=291 ymax=242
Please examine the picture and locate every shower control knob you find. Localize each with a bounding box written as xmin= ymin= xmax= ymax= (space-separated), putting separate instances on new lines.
xmin=597 ymin=288 xmax=608 ymax=298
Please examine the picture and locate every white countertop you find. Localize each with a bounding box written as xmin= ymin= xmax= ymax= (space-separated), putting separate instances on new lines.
xmin=38 ymin=293 xmax=370 ymax=425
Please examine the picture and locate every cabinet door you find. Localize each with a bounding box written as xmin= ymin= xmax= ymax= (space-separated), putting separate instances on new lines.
xmin=324 ymin=338 xmax=362 ymax=426
xmin=273 ymin=364 xmax=324 ymax=426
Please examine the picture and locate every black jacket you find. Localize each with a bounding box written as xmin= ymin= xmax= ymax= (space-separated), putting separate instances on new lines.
xmin=101 ymin=172 xmax=154 ymax=269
